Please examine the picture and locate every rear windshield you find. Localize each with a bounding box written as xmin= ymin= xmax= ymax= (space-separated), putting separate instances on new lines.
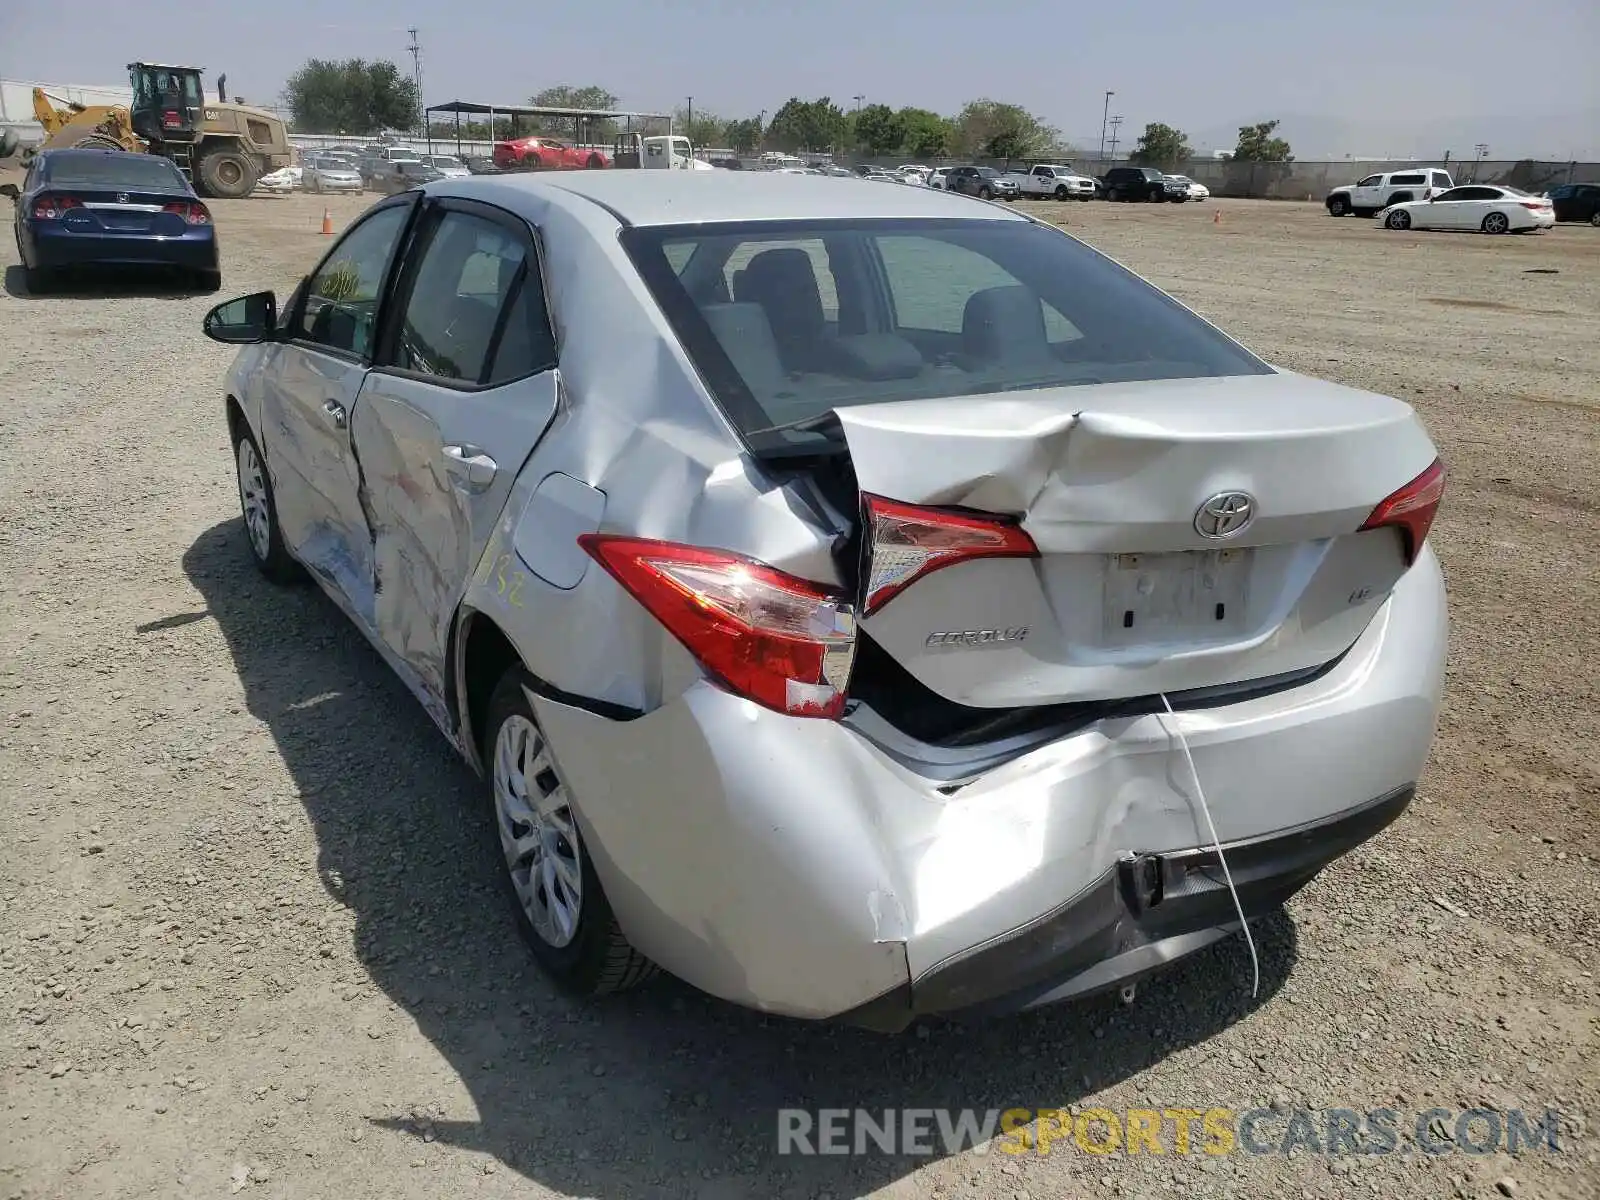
xmin=43 ymin=154 xmax=186 ymax=191
xmin=623 ymin=217 xmax=1272 ymax=453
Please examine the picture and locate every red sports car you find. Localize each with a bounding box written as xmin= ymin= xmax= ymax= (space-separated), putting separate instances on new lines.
xmin=492 ymin=136 xmax=609 ymax=171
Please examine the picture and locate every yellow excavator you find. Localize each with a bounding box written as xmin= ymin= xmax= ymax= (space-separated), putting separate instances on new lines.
xmin=22 ymin=62 xmax=292 ymax=199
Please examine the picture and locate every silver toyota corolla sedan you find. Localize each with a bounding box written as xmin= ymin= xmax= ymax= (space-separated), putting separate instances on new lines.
xmin=202 ymin=172 xmax=1448 ymax=1030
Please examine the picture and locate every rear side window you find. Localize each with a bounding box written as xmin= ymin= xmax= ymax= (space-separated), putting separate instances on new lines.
xmin=385 ymin=209 xmax=555 ymax=385
xmin=1391 ymin=173 xmax=1426 ymax=185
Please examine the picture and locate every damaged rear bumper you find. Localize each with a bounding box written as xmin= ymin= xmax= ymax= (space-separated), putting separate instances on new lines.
xmin=840 ymin=784 xmax=1413 ymax=1031
xmin=528 ymin=548 xmax=1445 ymax=1025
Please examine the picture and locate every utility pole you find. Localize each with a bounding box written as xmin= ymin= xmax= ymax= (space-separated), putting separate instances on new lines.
xmin=406 ymin=28 xmax=423 ymax=134
xmin=686 ymin=96 xmax=693 ymax=133
xmin=1472 ymin=142 xmax=1488 ymax=181
xmin=853 ymin=95 xmax=865 ymax=112
xmin=1108 ymin=115 xmax=1123 ymax=159
xmin=1099 ymin=90 xmax=1114 ymax=161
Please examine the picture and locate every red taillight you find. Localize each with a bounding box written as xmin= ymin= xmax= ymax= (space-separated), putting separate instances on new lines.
xmin=31 ymin=194 xmax=82 ymax=219
xmin=162 ymin=109 xmax=182 ymax=129
xmin=861 ymin=494 xmax=1039 ymax=616
xmin=577 ymin=536 xmax=857 ymax=719
xmin=162 ymin=200 xmax=211 ymax=225
xmin=1520 ymin=200 xmax=1551 ymax=211
xmin=1359 ymin=458 xmax=1446 ymax=565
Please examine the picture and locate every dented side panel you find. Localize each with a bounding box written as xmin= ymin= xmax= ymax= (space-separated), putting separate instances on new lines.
xmin=350 ymin=368 xmax=560 ymax=710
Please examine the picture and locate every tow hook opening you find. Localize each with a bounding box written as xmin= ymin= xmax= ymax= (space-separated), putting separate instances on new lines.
xmin=1118 ymin=852 xmax=1166 ymax=915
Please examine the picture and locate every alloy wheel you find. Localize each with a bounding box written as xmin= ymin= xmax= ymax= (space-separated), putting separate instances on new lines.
xmin=493 ymin=714 xmax=584 ymax=949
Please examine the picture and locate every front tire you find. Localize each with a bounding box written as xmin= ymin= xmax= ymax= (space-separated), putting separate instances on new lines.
xmin=1385 ymin=209 xmax=1411 ymax=230
xmin=483 ymin=670 xmax=656 ymax=996
xmin=1328 ymin=194 xmax=1351 ymax=216
xmin=1054 ymin=184 xmax=1069 ymax=200
xmin=585 ymin=153 xmax=605 ymax=169
xmin=977 ymin=185 xmax=992 ymax=200
xmin=1482 ymin=212 xmax=1510 ymax=234
xmin=1589 ymin=211 xmax=1600 ymax=227
xmin=233 ymin=427 xmax=302 ymax=583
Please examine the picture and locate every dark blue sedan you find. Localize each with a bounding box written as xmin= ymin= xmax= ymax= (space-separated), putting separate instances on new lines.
xmin=3 ymin=148 xmax=221 ymax=293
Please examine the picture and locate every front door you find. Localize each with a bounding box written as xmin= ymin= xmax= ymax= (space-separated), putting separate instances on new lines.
xmin=263 ymin=196 xmax=417 ymax=623
xmin=350 ymin=198 xmax=562 ymax=708
xmin=1350 ymin=174 xmax=1384 ymax=210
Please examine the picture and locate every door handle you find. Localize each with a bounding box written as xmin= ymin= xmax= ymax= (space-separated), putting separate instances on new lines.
xmin=442 ymin=444 xmax=497 ymax=491
xmin=322 ymin=399 xmax=347 ymax=429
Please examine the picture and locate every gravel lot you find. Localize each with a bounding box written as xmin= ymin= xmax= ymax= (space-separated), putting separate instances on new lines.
xmin=2 ymin=182 xmax=1597 ymax=1200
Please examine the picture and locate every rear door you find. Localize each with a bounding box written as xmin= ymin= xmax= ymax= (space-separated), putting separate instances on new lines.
xmin=262 ymin=194 xmax=419 ymax=622
xmin=349 ymin=197 xmax=561 ymax=708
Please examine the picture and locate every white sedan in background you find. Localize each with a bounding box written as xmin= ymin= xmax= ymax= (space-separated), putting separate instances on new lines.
xmin=1167 ymin=174 xmax=1209 ymax=201
xmin=256 ymin=167 xmax=300 ymax=194
xmin=1380 ymin=184 xmax=1554 ymax=234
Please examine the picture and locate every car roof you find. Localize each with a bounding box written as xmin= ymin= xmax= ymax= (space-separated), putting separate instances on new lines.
xmin=433 ymin=170 xmax=1028 ymax=227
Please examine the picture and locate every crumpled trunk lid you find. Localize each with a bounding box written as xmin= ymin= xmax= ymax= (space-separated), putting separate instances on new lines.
xmin=836 ymin=371 xmax=1439 ymax=707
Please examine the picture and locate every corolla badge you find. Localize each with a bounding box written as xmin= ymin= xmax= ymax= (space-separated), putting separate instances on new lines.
xmin=925 ymin=627 xmax=1029 ymax=650
xmin=1194 ymin=491 xmax=1256 ymax=539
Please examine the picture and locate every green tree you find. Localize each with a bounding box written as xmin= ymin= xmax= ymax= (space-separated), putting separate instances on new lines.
xmin=952 ymin=100 xmax=1055 ymax=161
xmin=1230 ymin=119 xmax=1293 ymax=161
xmin=765 ymin=97 xmax=848 ymax=153
xmin=530 ymin=84 xmax=619 ymax=111
xmin=1129 ymin=122 xmax=1191 ymax=166
xmin=285 ymin=59 xmax=419 ymax=135
xmin=852 ymin=103 xmax=904 ymax=155
xmin=528 ymin=84 xmax=620 ymax=142
xmin=897 ymin=108 xmax=953 ymax=158
xmin=673 ymin=108 xmax=726 ymax=150
xmin=722 ymin=117 xmax=764 ymax=154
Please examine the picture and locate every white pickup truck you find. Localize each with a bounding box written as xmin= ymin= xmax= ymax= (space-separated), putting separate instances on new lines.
xmin=1003 ymin=163 xmax=1098 ymax=200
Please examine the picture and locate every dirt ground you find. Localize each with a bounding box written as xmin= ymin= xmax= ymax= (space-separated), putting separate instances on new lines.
xmin=1 ymin=182 xmax=1597 ymax=1200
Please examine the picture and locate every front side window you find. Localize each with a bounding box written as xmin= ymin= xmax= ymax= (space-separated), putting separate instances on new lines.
xmin=624 ymin=217 xmax=1272 ymax=454
xmin=385 ymin=209 xmax=555 ymax=385
xmin=294 ymin=202 xmax=412 ymax=357
xmin=1356 ymin=175 xmax=1382 ymax=187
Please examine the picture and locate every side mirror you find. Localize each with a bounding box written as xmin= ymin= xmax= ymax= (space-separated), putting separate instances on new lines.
xmin=204 ymin=291 xmax=276 ymax=344
xmin=0 ymin=184 xmax=19 ymax=201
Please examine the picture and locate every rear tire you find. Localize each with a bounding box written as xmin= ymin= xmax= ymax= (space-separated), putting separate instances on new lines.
xmin=1481 ymin=211 xmax=1510 ymax=234
xmin=585 ymin=153 xmax=604 ymax=169
xmin=483 ymin=669 xmax=656 ymax=997
xmin=198 ymin=147 xmax=258 ymax=200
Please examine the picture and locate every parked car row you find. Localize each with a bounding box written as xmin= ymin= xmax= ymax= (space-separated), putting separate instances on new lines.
xmin=256 ymin=148 xmax=468 ymax=197
xmin=1322 ymin=166 xmax=1590 ymax=234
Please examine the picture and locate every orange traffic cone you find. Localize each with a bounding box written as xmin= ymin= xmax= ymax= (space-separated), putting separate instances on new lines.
xmin=320 ymin=208 xmax=333 ymax=235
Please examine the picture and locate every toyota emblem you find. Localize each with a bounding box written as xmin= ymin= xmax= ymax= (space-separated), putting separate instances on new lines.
xmin=1194 ymin=491 xmax=1256 ymax=539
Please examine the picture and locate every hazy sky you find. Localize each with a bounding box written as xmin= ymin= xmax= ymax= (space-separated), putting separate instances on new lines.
xmin=5 ymin=0 xmax=1598 ymax=158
